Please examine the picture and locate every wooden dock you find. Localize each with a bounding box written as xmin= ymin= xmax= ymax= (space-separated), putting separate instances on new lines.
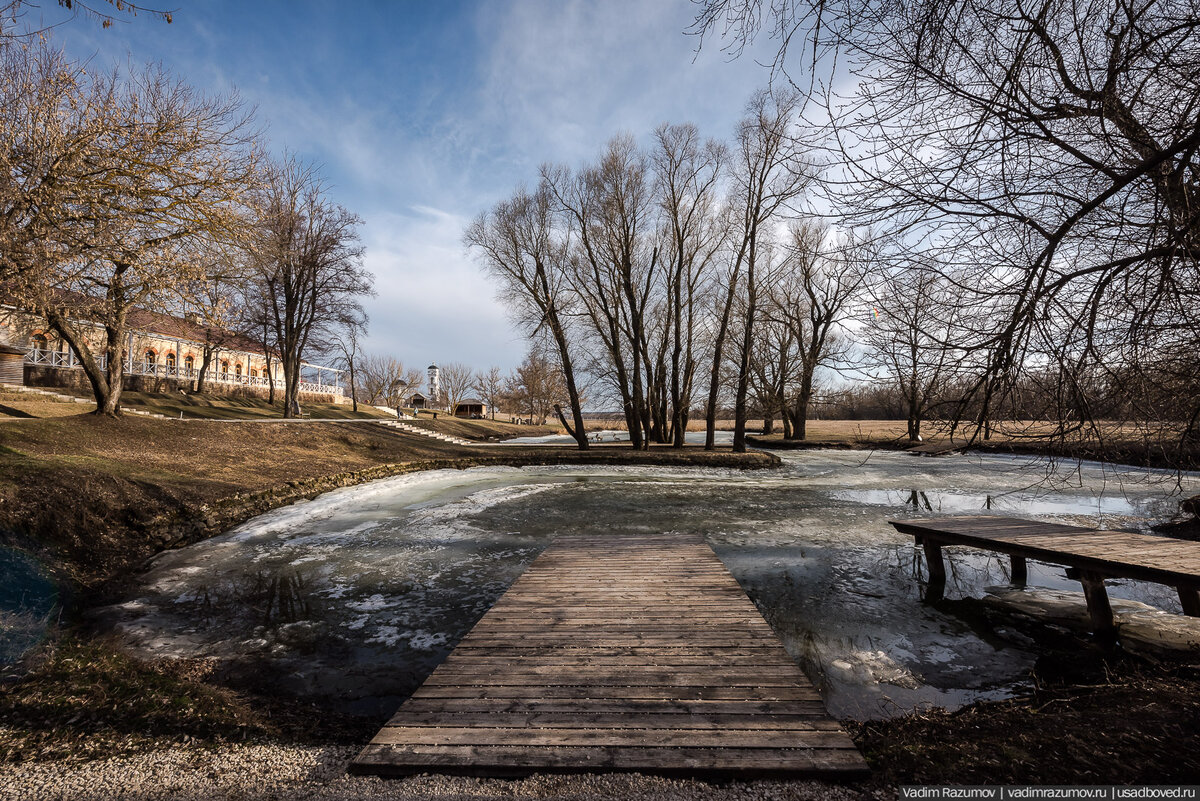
xmin=350 ymin=533 xmax=867 ymax=779
xmin=891 ymin=515 xmax=1200 ymax=634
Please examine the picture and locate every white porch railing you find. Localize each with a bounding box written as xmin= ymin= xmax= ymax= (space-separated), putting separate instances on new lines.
xmin=24 ymin=348 xmax=344 ymax=396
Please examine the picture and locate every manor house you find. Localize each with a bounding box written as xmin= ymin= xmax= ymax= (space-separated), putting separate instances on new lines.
xmin=0 ymin=301 xmax=346 ymax=403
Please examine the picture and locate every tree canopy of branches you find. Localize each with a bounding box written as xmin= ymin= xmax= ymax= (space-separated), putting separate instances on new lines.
xmin=692 ymin=0 xmax=1200 ymax=455
xmin=4 ymin=42 xmax=260 ymax=415
xmin=249 ymin=157 xmax=374 ymax=418
xmin=474 ymin=89 xmax=840 ymax=452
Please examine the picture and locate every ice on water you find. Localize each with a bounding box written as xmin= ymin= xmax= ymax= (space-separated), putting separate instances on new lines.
xmin=93 ymin=450 xmax=1199 ymax=719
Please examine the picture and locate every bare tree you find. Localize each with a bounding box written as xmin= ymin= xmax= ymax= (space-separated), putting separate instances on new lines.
xmin=708 ymin=88 xmax=811 ymax=453
xmin=507 ymin=350 xmax=566 ymax=425
xmin=332 ymin=315 xmax=367 ymax=413
xmin=864 ymin=263 xmax=968 ymax=443
xmin=693 ymin=0 xmax=1200 ymax=459
xmin=249 ymin=157 xmax=374 ymax=418
xmin=466 ymin=182 xmax=590 ymax=448
xmin=10 ymin=58 xmax=259 ymax=415
xmin=473 ymin=366 xmax=504 ymax=420
xmin=438 ymin=361 xmax=474 ymax=412
xmin=652 ymin=123 xmax=726 ymax=447
xmin=357 ymin=356 xmax=422 ymax=407
xmin=547 ymin=135 xmax=659 ymax=450
xmin=763 ymin=222 xmax=866 ymax=439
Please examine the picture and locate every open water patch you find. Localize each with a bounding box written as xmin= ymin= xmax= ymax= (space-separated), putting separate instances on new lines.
xmin=0 ymin=547 xmax=57 ymax=664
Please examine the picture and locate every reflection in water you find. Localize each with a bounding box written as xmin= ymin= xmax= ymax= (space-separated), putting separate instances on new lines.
xmin=95 ymin=450 xmax=1198 ymax=720
xmin=1 ymin=547 xmax=57 ymax=664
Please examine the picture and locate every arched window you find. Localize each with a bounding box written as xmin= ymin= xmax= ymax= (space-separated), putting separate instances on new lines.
xmin=144 ymin=349 xmax=157 ymax=371
xmin=165 ymin=352 xmax=176 ymax=369
xmin=31 ymin=333 xmax=49 ymax=351
xmin=249 ymin=368 xmax=258 ymax=378
xmin=220 ymin=360 xmax=229 ymax=377
xmin=235 ymin=362 xmax=242 ymax=378
xmin=183 ymin=354 xmax=194 ymax=372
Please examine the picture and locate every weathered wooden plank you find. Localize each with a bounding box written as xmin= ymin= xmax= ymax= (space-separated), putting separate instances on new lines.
xmin=352 ymin=532 xmax=865 ymax=779
xmin=892 ymin=515 xmax=1200 ymax=637
xmin=381 ymin=713 xmax=839 ymax=730
xmin=408 ymin=684 xmax=824 ymax=701
xmin=351 ymin=744 xmax=869 ymax=778
xmin=893 ymin=515 xmax=1200 ymax=588
xmin=369 ymin=726 xmax=854 ymax=748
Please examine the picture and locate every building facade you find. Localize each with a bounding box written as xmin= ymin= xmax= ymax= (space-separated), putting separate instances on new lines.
xmin=0 ymin=303 xmax=346 ymax=403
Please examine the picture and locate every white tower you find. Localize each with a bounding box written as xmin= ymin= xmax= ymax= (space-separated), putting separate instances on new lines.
xmin=427 ymin=363 xmax=440 ymax=407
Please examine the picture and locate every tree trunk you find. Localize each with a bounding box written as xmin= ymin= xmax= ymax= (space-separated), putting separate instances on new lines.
xmin=348 ymin=358 xmax=358 ymax=412
xmin=704 ymin=272 xmax=741 ymax=450
xmin=732 ymin=246 xmax=758 ymax=454
xmin=45 ymin=310 xmax=122 ymax=416
xmin=197 ymin=343 xmax=215 ymax=393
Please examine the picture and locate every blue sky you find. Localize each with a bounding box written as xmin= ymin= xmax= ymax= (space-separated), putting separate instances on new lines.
xmin=45 ymin=0 xmax=776 ymax=374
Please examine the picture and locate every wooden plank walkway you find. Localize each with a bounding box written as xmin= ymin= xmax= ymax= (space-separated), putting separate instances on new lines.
xmin=890 ymin=515 xmax=1200 ymax=633
xmin=350 ymin=533 xmax=867 ymax=779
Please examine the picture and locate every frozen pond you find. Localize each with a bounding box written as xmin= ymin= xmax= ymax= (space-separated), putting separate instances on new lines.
xmin=95 ymin=450 xmax=1199 ymax=720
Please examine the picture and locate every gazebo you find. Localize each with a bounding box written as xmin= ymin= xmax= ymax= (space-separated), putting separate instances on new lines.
xmin=454 ymin=398 xmax=486 ymax=419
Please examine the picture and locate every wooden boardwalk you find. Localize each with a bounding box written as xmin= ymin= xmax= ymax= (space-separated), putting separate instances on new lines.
xmin=350 ymin=533 xmax=867 ymax=779
xmin=891 ymin=515 xmax=1200 ymax=633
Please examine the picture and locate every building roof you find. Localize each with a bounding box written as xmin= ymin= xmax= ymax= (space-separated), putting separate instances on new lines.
xmin=428 ymin=363 xmax=438 ymax=370
xmin=455 ymin=398 xmax=486 ymax=407
xmin=4 ymin=288 xmax=268 ymax=355
xmin=0 ymin=344 xmax=26 ymax=356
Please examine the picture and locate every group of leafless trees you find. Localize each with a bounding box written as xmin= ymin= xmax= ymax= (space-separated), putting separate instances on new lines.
xmin=474 ymin=0 xmax=1200 ymax=459
xmin=0 ymin=8 xmax=373 ymax=416
xmin=685 ymin=0 xmax=1200 ymax=459
xmin=468 ymin=91 xmax=870 ymax=452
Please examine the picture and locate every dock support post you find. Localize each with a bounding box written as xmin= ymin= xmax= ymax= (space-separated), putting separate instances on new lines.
xmin=1074 ymin=569 xmax=1115 ymax=638
xmin=921 ymin=539 xmax=946 ymax=603
xmin=1010 ymin=555 xmax=1027 ymax=587
xmin=1178 ymin=586 xmax=1200 ymax=617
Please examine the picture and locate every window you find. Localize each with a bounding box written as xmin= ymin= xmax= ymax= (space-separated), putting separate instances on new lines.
xmin=166 ymin=352 xmax=176 ymax=369
xmin=31 ymin=333 xmax=48 ymax=351
xmin=184 ymin=355 xmax=194 ymax=372
xmin=250 ymin=368 xmax=258 ymax=378
xmin=220 ymin=360 xmax=229 ymax=376
xmin=145 ymin=349 xmax=157 ymax=368
xmin=235 ymin=363 xmax=242 ymax=378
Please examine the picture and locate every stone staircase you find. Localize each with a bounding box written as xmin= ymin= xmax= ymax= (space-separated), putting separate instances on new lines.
xmin=376 ymin=419 xmax=474 ymax=446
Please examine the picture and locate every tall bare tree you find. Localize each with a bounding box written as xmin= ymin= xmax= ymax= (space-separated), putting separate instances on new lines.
xmin=466 ymin=182 xmax=589 ymax=448
xmin=548 ymin=136 xmax=659 ymax=450
xmin=708 ymin=88 xmax=811 ymax=453
xmin=249 ymin=157 xmax=373 ymax=418
xmin=652 ymin=123 xmax=726 ymax=447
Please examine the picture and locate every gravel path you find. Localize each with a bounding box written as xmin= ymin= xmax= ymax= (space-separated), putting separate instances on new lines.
xmin=0 ymin=745 xmax=881 ymax=801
